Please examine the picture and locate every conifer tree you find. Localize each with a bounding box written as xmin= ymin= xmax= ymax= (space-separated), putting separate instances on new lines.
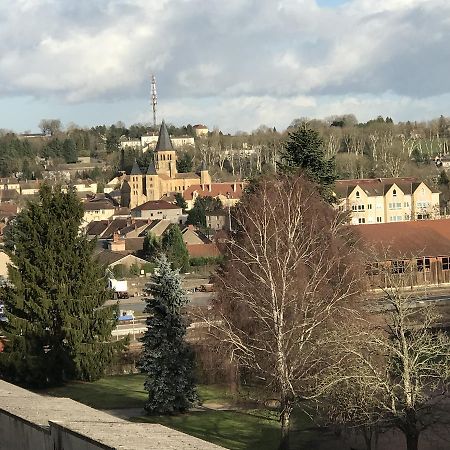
xmin=280 ymin=123 xmax=336 ymax=201
xmin=162 ymin=224 xmax=190 ymax=272
xmin=0 ymin=184 xmax=123 ymax=387
xmin=139 ymin=255 xmax=198 ymax=414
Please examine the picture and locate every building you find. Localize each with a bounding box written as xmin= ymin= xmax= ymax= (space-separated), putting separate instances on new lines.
xmin=131 ymin=200 xmax=183 ymax=223
xmin=193 ymin=124 xmax=209 ymax=137
xmin=358 ymin=219 xmax=450 ymax=287
xmin=82 ymin=195 xmax=118 ymax=225
xmin=121 ymin=121 xmax=211 ymax=209
xmin=206 ymin=210 xmax=229 ymax=231
xmin=183 ymin=182 xmax=246 ymax=210
xmin=334 ymin=177 xmax=440 ymax=224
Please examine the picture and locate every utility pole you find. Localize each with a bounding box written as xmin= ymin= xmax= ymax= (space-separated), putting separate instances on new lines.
xmin=151 ymin=74 xmax=157 ymax=130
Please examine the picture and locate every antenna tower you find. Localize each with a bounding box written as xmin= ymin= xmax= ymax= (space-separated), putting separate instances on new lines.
xmin=151 ymin=74 xmax=157 ymax=129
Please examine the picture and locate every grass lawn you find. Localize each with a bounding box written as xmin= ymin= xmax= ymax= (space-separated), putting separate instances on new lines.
xmin=44 ymin=374 xmax=234 ymax=410
xmin=43 ymin=374 xmax=340 ymax=450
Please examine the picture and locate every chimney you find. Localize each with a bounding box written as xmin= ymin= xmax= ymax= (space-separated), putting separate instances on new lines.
xmin=188 ymin=224 xmax=195 ymax=231
xmin=208 ymin=184 xmax=212 ymax=192
xmin=232 ymin=182 xmax=237 ymax=192
xmin=113 ymin=231 xmax=120 ymax=243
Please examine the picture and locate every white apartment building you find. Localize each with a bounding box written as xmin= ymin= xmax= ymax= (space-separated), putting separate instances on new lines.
xmin=334 ymin=177 xmax=440 ymax=225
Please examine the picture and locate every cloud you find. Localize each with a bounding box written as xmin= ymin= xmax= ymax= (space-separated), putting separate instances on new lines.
xmin=1 ymin=0 xmax=450 ymax=131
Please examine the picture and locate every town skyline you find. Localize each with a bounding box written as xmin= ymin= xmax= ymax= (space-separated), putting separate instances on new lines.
xmin=2 ymin=0 xmax=450 ymax=133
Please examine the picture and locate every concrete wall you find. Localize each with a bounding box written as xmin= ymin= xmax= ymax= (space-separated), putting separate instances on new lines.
xmin=0 ymin=380 xmax=225 ymax=450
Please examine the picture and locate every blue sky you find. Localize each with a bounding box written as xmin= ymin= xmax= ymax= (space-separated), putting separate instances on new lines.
xmin=1 ymin=0 xmax=449 ymax=134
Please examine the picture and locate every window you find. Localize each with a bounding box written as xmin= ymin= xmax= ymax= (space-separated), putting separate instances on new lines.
xmin=358 ymin=205 xmax=365 ymax=211
xmin=404 ymin=202 xmax=410 ymax=207
xmin=417 ymin=258 xmax=431 ymax=272
xmin=442 ymin=257 xmax=450 ymax=271
xmin=358 ymin=218 xmax=366 ymax=224
xmin=356 ymin=191 xmax=360 ymax=199
xmin=390 ymin=215 xmax=403 ymax=222
xmin=366 ymin=262 xmax=380 ymax=276
xmin=377 ymin=217 xmax=382 ymax=223
xmin=389 ymin=202 xmax=402 ymax=210
xmin=391 ymin=260 xmax=405 ymax=274
xmin=367 ymin=204 xmax=372 ymax=210
xmin=393 ymin=189 xmax=397 ymax=197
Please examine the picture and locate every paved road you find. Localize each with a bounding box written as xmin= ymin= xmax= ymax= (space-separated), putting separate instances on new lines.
xmin=108 ymin=292 xmax=214 ymax=314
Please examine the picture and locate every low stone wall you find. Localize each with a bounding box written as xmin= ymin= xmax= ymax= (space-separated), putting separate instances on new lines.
xmin=0 ymin=380 xmax=225 ymax=450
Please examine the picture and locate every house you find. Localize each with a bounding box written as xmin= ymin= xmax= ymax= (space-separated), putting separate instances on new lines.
xmin=0 ymin=251 xmax=11 ymax=279
xmin=183 ymin=182 xmax=246 ymax=210
xmin=94 ymin=250 xmax=148 ymax=271
xmin=181 ymin=225 xmax=221 ymax=259
xmin=193 ymin=124 xmax=209 ymax=137
xmin=357 ymin=219 xmax=450 ymax=287
xmin=0 ymin=178 xmax=20 ymax=193
xmin=19 ymin=180 xmax=41 ymax=196
xmin=119 ymin=121 xmax=212 ymax=209
xmin=206 ymin=210 xmax=229 ymax=231
xmin=82 ymin=195 xmax=118 ymax=225
xmin=72 ymin=179 xmax=98 ymax=194
xmin=334 ymin=177 xmax=440 ymax=224
xmin=131 ymin=200 xmax=183 ymax=223
xmin=85 ymin=217 xmax=171 ymax=253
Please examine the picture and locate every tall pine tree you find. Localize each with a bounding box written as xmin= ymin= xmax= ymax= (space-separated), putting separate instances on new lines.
xmin=280 ymin=123 xmax=336 ymax=201
xmin=139 ymin=255 xmax=197 ymax=414
xmin=0 ymin=184 xmax=123 ymax=387
xmin=162 ymin=224 xmax=190 ymax=273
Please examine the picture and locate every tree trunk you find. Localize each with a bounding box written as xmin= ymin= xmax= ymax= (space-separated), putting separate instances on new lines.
xmin=279 ymin=405 xmax=292 ymax=450
xmin=405 ymin=431 xmax=419 ymax=450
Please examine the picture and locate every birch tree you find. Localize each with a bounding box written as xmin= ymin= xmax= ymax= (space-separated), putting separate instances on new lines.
xmin=205 ymin=174 xmax=364 ymax=450
xmin=326 ymin=270 xmax=450 ymax=450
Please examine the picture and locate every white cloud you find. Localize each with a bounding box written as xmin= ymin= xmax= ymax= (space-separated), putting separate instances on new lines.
xmin=1 ymin=0 xmax=450 ymax=131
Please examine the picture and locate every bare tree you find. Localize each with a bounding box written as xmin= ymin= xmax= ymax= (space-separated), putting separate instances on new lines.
xmin=326 ymin=267 xmax=450 ymax=450
xmin=204 ymin=175 xmax=364 ymax=450
xmin=38 ymin=118 xmax=62 ymax=136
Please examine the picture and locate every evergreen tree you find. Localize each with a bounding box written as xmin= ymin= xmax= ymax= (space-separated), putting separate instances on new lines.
xmin=139 ymin=255 xmax=198 ymax=414
xmin=162 ymin=225 xmax=190 ymax=272
xmin=186 ymin=197 xmax=222 ymax=228
xmin=62 ymin=138 xmax=78 ymax=163
xmin=176 ymin=152 xmax=194 ymax=173
xmin=0 ymin=184 xmax=124 ymax=387
xmin=438 ymin=169 xmax=449 ymax=186
xmin=143 ymin=231 xmax=163 ymax=262
xmin=279 ymin=123 xmax=336 ymax=201
xmin=174 ymin=193 xmax=188 ymax=211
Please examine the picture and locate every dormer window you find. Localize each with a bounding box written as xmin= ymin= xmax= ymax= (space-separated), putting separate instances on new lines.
xmin=393 ymin=189 xmax=397 ymax=197
xmin=356 ymin=191 xmax=360 ymax=199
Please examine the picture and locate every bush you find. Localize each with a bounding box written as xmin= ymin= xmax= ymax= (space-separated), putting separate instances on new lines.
xmin=189 ymin=256 xmax=224 ymax=267
xmin=112 ymin=264 xmax=126 ymax=279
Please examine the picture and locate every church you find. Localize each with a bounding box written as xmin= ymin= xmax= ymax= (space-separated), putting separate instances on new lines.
xmin=120 ymin=121 xmax=211 ymax=209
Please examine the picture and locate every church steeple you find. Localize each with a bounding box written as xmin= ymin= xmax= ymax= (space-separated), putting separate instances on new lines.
xmin=130 ymin=159 xmax=142 ymax=175
xmin=155 ymin=120 xmax=174 ymax=152
xmin=154 ymin=120 xmax=177 ymax=178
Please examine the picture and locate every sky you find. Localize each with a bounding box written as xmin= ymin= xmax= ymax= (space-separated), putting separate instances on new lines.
xmin=1 ymin=0 xmax=449 ymax=134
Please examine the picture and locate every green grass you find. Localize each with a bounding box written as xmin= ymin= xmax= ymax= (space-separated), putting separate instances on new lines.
xmin=43 ymin=374 xmax=340 ymax=450
xmin=44 ymin=374 xmax=235 ymax=410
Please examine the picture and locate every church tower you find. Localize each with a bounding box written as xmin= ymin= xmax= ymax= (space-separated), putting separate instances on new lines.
xmin=129 ymin=159 xmax=143 ymax=209
xmin=155 ymin=120 xmax=178 ymax=178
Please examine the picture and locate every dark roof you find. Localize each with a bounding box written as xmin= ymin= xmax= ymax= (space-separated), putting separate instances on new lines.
xmin=86 ymin=220 xmax=110 ymax=236
xmin=83 ymin=199 xmax=116 ymax=211
xmin=155 ymin=121 xmax=174 ymax=152
xmin=132 ymin=200 xmax=180 ymax=211
xmin=147 ymin=159 xmax=157 ymax=175
xmin=130 ymin=159 xmax=142 ymax=175
xmin=174 ymin=172 xmax=199 ymax=180
xmin=356 ymin=219 xmax=450 ymax=259
xmin=95 ymin=250 xmax=130 ymax=266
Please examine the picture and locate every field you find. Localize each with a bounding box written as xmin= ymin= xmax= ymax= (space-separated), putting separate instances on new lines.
xmin=44 ymin=374 xmax=343 ymax=450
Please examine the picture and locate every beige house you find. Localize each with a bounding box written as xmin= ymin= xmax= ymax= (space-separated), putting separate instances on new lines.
xmin=121 ymin=121 xmax=211 ymax=209
xmin=131 ymin=200 xmax=182 ymax=223
xmin=82 ymin=197 xmax=117 ymax=226
xmin=183 ymin=182 xmax=246 ymax=210
xmin=193 ymin=124 xmax=209 ymax=137
xmin=334 ymin=178 xmax=440 ymax=225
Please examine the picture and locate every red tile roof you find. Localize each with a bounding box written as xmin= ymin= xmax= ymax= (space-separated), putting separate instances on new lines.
xmin=356 ymin=219 xmax=450 ymax=259
xmin=183 ymin=182 xmax=246 ymax=201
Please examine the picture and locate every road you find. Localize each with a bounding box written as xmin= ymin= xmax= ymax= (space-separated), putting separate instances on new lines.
xmin=106 ymin=291 xmax=214 ymax=315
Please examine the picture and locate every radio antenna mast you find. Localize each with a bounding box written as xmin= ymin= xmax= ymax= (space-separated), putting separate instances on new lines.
xmin=151 ymin=74 xmax=157 ymax=129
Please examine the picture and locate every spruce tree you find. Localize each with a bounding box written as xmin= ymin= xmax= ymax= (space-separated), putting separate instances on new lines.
xmin=280 ymin=123 xmax=336 ymax=201
xmin=0 ymin=184 xmax=123 ymax=387
xmin=139 ymin=255 xmax=198 ymax=414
